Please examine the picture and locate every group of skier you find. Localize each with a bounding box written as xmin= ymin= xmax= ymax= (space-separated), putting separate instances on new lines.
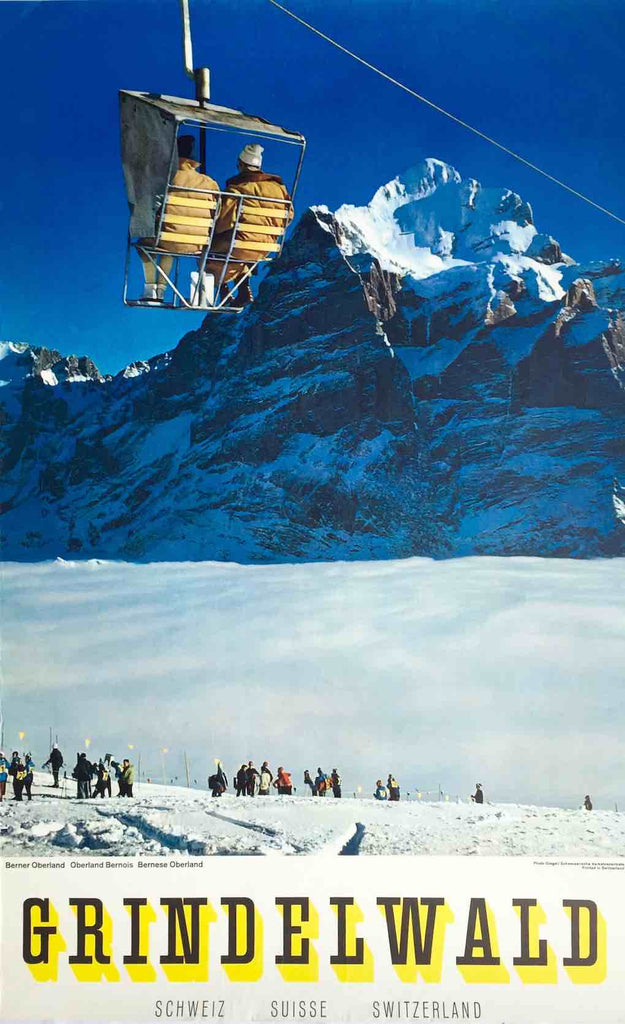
xmin=1 ymin=747 xmax=596 ymax=812
xmin=0 ymin=744 xmax=137 ymax=801
xmin=372 ymin=779 xmax=485 ymax=802
xmin=208 ymin=763 xmax=343 ymax=798
xmin=210 ymin=767 xmax=480 ymax=803
xmin=374 ymin=775 xmax=401 ymax=801
xmin=306 ymin=768 xmax=342 ymax=797
xmin=71 ymin=752 xmax=135 ymax=799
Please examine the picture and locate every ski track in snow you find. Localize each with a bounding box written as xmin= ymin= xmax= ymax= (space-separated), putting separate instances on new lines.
xmin=1 ymin=775 xmax=623 ymax=858
xmin=340 ymin=822 xmax=366 ymax=855
xmin=202 ymin=808 xmax=307 ymax=854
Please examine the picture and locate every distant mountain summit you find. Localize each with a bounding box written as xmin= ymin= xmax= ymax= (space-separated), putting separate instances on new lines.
xmin=331 ymin=157 xmax=572 ymax=273
xmin=2 ymin=160 xmax=624 ymax=561
xmin=0 ymin=341 xmax=104 ymax=387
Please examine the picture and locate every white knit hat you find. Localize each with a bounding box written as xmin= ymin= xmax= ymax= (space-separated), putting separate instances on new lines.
xmin=239 ymin=143 xmax=264 ymax=168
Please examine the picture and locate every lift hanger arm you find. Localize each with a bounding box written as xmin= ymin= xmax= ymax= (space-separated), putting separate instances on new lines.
xmin=179 ymin=0 xmax=210 ymax=103
xmin=179 ymin=0 xmax=195 ymax=80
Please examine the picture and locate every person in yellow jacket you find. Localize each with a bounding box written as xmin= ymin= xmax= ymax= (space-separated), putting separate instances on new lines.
xmin=387 ymin=774 xmax=400 ymax=801
xmin=139 ymin=135 xmax=219 ymax=302
xmin=208 ymin=143 xmax=293 ymax=305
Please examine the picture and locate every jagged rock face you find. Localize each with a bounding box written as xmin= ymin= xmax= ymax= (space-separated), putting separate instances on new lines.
xmin=526 ymin=233 xmax=571 ymax=266
xmin=1 ymin=159 xmax=624 ymax=561
xmin=563 ymin=278 xmax=597 ymax=312
xmin=0 ymin=342 xmax=104 ymax=387
xmin=0 ymin=216 xmax=435 ymax=561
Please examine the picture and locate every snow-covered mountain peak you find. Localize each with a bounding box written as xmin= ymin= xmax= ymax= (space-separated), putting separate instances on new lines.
xmin=0 ymin=341 xmax=38 ymax=383
xmin=369 ymin=158 xmax=462 ymax=214
xmin=0 ymin=340 xmax=104 ymax=387
xmin=329 ymin=157 xmax=568 ymax=278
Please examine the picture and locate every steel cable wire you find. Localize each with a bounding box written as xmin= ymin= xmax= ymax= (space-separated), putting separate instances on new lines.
xmin=268 ymin=0 xmax=625 ymax=227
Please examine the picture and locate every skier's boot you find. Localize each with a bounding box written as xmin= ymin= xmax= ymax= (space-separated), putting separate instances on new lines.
xmin=235 ymin=280 xmax=254 ymax=307
xmin=141 ymin=283 xmax=163 ymax=304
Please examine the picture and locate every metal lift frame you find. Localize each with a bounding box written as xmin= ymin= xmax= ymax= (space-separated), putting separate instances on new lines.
xmin=123 ymin=114 xmax=303 ymax=312
xmin=121 ymin=0 xmax=306 ymax=313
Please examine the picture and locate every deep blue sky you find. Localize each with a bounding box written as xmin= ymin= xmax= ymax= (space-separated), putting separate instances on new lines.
xmin=2 ymin=0 xmax=624 ymax=375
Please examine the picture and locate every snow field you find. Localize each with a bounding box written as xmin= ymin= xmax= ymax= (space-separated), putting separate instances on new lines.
xmin=2 ymin=774 xmax=624 ymax=859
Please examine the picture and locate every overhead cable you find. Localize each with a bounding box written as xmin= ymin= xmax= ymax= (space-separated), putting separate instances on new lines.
xmin=267 ymin=0 xmax=625 ymax=228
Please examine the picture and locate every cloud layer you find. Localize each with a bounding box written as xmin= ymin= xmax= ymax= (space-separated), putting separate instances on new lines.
xmin=3 ymin=556 xmax=624 ymax=807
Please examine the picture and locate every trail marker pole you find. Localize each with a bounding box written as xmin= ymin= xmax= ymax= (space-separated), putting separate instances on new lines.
xmin=184 ymin=751 xmax=190 ymax=789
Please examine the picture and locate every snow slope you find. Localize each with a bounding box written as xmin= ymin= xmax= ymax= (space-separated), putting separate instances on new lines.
xmin=3 ymin=556 xmax=625 ymax=810
xmin=2 ymin=774 xmax=623 ymax=859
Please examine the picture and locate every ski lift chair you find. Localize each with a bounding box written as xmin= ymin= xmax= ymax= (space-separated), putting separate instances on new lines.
xmin=120 ymin=91 xmax=306 ymax=313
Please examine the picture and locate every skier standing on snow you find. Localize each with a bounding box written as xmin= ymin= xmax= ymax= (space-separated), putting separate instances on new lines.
xmin=388 ymin=774 xmax=400 ymax=801
xmin=110 ymin=759 xmax=125 ymax=796
xmin=23 ymin=754 xmax=35 ymax=801
xmin=374 ymin=779 xmax=388 ymax=800
xmin=120 ymin=759 xmax=135 ymax=797
xmin=235 ymin=764 xmax=248 ymax=796
xmin=258 ymin=762 xmax=273 ymax=795
xmin=0 ymin=751 xmax=9 ymax=802
xmin=217 ymin=761 xmax=228 ymax=794
xmin=103 ymin=759 xmax=112 ymax=797
xmin=246 ymin=761 xmax=260 ymax=796
xmin=102 ymin=755 xmax=113 ymax=797
xmin=273 ymin=766 xmax=293 ymax=795
xmin=11 ymin=755 xmax=27 ymax=801
xmin=471 ymin=783 xmax=484 ymax=804
xmin=43 ymin=744 xmax=63 ymax=788
xmin=9 ymin=752 xmax=20 ymax=800
xmin=315 ymin=768 xmax=328 ymax=796
xmin=92 ymin=761 xmax=110 ymax=799
xmin=209 ymin=762 xmax=228 ymax=797
xmin=85 ymin=758 xmax=95 ymax=798
xmin=331 ymin=769 xmax=342 ymax=798
xmin=73 ymin=753 xmax=91 ymax=800
xmin=304 ymin=769 xmax=315 ymax=795
xmin=583 ymin=794 xmax=593 ymax=810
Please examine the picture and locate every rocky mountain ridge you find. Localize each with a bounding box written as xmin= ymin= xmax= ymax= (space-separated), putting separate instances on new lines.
xmin=2 ymin=158 xmax=624 ymax=561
